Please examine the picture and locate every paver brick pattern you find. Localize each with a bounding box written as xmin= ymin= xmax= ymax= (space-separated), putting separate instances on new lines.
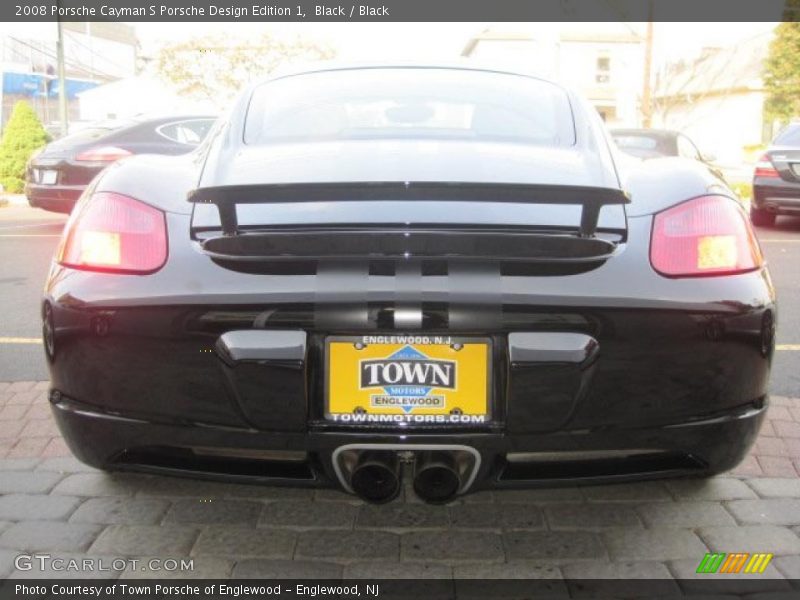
xmin=0 ymin=382 xmax=798 ymax=581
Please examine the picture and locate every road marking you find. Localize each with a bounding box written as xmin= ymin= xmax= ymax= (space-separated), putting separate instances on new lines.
xmin=778 ymin=344 xmax=800 ymax=351
xmin=0 ymin=234 xmax=60 ymax=238
xmin=760 ymin=239 xmax=800 ymax=243
xmin=0 ymin=222 xmax=65 ymax=231
xmin=0 ymin=337 xmax=41 ymax=344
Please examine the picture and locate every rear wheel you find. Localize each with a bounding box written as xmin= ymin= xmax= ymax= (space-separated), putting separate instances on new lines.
xmin=750 ymin=206 xmax=776 ymax=227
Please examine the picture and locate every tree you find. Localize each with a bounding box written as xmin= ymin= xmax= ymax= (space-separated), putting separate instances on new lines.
xmin=652 ymin=49 xmax=736 ymax=126
xmin=0 ymin=101 xmax=49 ymax=194
xmin=764 ymin=22 xmax=800 ymax=123
xmin=155 ymin=33 xmax=335 ymax=107
xmin=651 ymin=34 xmax=768 ymax=131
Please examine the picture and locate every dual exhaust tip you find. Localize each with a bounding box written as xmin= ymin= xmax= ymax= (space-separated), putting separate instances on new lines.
xmin=349 ymin=450 xmax=462 ymax=504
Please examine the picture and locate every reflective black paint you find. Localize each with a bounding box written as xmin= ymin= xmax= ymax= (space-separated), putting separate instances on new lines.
xmin=42 ymin=65 xmax=776 ymax=493
xmin=43 ymin=211 xmax=775 ymax=487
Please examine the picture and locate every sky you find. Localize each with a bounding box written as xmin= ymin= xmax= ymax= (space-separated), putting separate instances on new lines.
xmin=133 ymin=22 xmax=778 ymax=68
xmin=1 ymin=21 xmax=777 ymax=73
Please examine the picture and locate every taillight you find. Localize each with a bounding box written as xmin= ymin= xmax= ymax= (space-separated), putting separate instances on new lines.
xmin=754 ymin=154 xmax=780 ymax=179
xmin=75 ymin=145 xmax=132 ymax=162
xmin=58 ymin=192 xmax=167 ymax=273
xmin=650 ymin=195 xmax=763 ymax=277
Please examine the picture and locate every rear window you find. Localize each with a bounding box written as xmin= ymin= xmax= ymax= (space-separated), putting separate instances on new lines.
xmin=773 ymin=124 xmax=800 ymax=147
xmin=48 ymin=122 xmax=135 ymax=148
xmin=613 ymin=134 xmax=658 ymax=150
xmin=157 ymin=118 xmax=216 ymax=145
xmin=612 ymin=133 xmax=671 ymax=159
xmin=244 ymin=68 xmax=575 ymax=147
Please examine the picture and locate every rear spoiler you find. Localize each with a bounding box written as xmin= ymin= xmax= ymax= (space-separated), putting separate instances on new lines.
xmin=187 ymin=181 xmax=629 ymax=238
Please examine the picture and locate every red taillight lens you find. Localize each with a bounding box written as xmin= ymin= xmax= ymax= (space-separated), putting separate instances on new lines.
xmin=754 ymin=153 xmax=780 ymax=179
xmin=59 ymin=192 xmax=167 ymax=273
xmin=75 ymin=145 xmax=132 ymax=162
xmin=650 ymin=195 xmax=763 ymax=277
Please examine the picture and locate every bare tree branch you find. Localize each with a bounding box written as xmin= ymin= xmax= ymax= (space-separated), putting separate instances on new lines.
xmin=155 ymin=33 xmax=336 ymax=108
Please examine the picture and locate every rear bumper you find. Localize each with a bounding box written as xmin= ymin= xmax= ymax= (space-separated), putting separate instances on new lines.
xmin=25 ymin=183 xmax=84 ymax=213
xmin=753 ymin=178 xmax=800 ymax=214
xmin=51 ymin=392 xmax=765 ymax=490
xmin=42 ymin=213 xmax=777 ymax=495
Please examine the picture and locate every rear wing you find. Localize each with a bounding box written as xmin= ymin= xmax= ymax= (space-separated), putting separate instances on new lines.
xmin=187 ymin=181 xmax=629 ymax=238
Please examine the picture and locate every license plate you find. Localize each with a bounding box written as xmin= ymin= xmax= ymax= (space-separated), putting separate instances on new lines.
xmin=35 ymin=169 xmax=58 ymax=185
xmin=325 ymin=335 xmax=491 ymax=425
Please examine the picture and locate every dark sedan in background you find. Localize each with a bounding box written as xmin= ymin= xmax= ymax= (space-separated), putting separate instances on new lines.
xmin=26 ymin=115 xmax=216 ymax=213
xmin=44 ymin=64 xmax=774 ymax=505
xmin=611 ymin=128 xmax=725 ymax=181
xmin=751 ymin=123 xmax=800 ymax=227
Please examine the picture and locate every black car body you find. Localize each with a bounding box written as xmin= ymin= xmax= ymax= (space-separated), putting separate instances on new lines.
xmin=44 ymin=65 xmax=775 ymax=504
xmin=611 ymin=128 xmax=725 ymax=181
xmin=26 ymin=115 xmax=216 ymax=214
xmin=751 ymin=123 xmax=800 ymax=227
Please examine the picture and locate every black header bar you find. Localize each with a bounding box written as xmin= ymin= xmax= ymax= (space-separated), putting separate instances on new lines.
xmin=2 ymin=0 xmax=794 ymax=22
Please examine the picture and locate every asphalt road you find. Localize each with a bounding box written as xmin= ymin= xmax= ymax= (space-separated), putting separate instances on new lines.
xmin=0 ymin=202 xmax=798 ymax=397
xmin=0 ymin=204 xmax=66 ymax=382
xmin=760 ymin=216 xmax=800 ymax=397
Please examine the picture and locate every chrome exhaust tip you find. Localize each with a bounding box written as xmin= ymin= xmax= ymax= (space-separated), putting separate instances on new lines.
xmin=332 ymin=444 xmax=480 ymax=503
xmin=413 ymin=451 xmax=461 ymax=504
xmin=349 ymin=451 xmax=401 ymax=504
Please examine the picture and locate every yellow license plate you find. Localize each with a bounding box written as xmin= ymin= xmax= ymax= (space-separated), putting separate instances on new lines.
xmin=325 ymin=336 xmax=491 ymax=425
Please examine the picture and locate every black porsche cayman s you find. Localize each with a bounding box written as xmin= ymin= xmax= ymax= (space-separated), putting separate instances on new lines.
xmin=44 ymin=64 xmax=775 ymax=504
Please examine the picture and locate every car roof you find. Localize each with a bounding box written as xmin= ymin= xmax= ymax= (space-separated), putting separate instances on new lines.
xmin=128 ymin=114 xmax=217 ymax=124
xmin=610 ymin=128 xmax=680 ymax=139
xmin=771 ymin=122 xmax=800 ymax=144
xmin=74 ymin=115 xmax=216 ymax=131
xmin=260 ymin=60 xmax=572 ymax=92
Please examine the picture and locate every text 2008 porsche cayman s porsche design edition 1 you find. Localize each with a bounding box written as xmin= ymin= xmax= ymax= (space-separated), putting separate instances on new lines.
xmin=44 ymin=65 xmax=775 ymax=504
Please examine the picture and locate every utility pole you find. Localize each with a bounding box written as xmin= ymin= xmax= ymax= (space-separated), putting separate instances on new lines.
xmin=640 ymin=2 xmax=654 ymax=128
xmin=56 ymin=10 xmax=68 ymax=136
xmin=0 ymin=37 xmax=5 ymax=133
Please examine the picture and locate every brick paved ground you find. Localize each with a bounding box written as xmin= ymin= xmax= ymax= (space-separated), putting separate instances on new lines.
xmin=0 ymin=381 xmax=799 ymax=586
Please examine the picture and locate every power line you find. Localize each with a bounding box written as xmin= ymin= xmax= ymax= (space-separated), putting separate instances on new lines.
xmin=6 ymin=35 xmax=118 ymax=81
xmin=63 ymin=29 xmax=133 ymax=77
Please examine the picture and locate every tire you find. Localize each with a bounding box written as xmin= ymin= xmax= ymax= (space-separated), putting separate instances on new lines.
xmin=750 ymin=206 xmax=776 ymax=227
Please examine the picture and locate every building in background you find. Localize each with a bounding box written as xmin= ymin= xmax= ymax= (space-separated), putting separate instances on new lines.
xmin=0 ymin=23 xmax=137 ymax=133
xmin=462 ymin=24 xmax=644 ymax=126
xmin=77 ymin=76 xmax=216 ymax=121
xmin=651 ymin=32 xmax=773 ymax=166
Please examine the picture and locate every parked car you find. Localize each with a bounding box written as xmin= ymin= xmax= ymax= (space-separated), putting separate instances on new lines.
xmin=26 ymin=115 xmax=216 ymax=213
xmin=44 ymin=64 xmax=774 ymax=505
xmin=610 ymin=128 xmax=725 ymax=181
xmin=751 ymin=123 xmax=800 ymax=227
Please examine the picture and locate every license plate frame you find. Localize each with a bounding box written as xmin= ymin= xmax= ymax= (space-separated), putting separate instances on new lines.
xmin=35 ymin=169 xmax=58 ymax=185
xmin=324 ymin=335 xmax=492 ymax=426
